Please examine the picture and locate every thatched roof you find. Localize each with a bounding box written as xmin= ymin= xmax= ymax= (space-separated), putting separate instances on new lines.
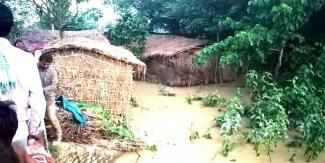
xmin=21 ymin=28 xmax=109 ymax=51
xmin=41 ymin=38 xmax=146 ymax=69
xmin=142 ymin=34 xmax=209 ymax=58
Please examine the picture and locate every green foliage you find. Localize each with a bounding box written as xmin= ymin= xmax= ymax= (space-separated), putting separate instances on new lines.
xmin=194 ymin=0 xmax=325 ymax=75
xmin=106 ymin=0 xmax=325 ymax=160
xmin=202 ymin=130 xmax=212 ymax=139
xmin=110 ymin=13 xmax=149 ymax=58
xmin=186 ymin=95 xmax=203 ymax=104
xmin=67 ymin=8 xmax=103 ymax=30
xmin=202 ymin=91 xmax=227 ymax=107
xmin=77 ymin=102 xmax=134 ymax=141
xmin=109 ymin=0 xmax=247 ymax=39
xmin=107 ymin=121 xmax=134 ymax=141
xmin=147 ymin=144 xmax=158 ymax=152
xmin=283 ymin=65 xmax=322 ymax=127
xmin=30 ymin=0 xmax=89 ymax=32
xmin=300 ymin=114 xmax=325 ymax=161
xmin=48 ymin=144 xmax=60 ymax=160
xmin=281 ymin=63 xmax=325 ymax=160
xmin=2 ymin=0 xmax=33 ymax=41
xmin=189 ymin=131 xmax=200 ymax=140
xmin=245 ymin=71 xmax=288 ymax=159
xmin=216 ymin=89 xmax=244 ymax=156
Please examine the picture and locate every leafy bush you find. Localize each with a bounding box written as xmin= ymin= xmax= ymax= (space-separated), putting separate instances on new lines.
xmin=283 ymin=65 xmax=323 ymax=127
xmin=216 ymin=89 xmax=244 ymax=156
xmin=107 ymin=121 xmax=134 ymax=141
xmin=300 ymin=114 xmax=325 ymax=161
xmin=202 ymin=91 xmax=227 ymax=107
xmin=186 ymin=95 xmax=203 ymax=104
xmin=77 ymin=102 xmax=134 ymax=141
xmin=245 ymin=71 xmax=288 ymax=160
xmin=282 ymin=65 xmax=325 ymax=160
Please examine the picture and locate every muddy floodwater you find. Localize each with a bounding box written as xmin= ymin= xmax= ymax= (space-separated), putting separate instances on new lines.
xmin=114 ymin=81 xmax=325 ymax=163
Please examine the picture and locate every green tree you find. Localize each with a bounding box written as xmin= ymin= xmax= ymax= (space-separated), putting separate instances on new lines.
xmin=108 ymin=0 xmax=248 ymax=40
xmin=193 ymin=0 xmax=325 ymax=160
xmin=110 ymin=13 xmax=149 ymax=58
xmin=194 ymin=0 xmax=325 ymax=75
xmin=29 ymin=0 xmax=89 ymax=38
xmin=1 ymin=0 xmax=34 ymax=41
xmin=66 ymin=7 xmax=103 ymax=30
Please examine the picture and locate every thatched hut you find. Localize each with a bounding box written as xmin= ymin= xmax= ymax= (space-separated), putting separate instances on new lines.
xmin=20 ymin=28 xmax=109 ymax=51
xmin=41 ymin=38 xmax=146 ymax=120
xmin=142 ymin=34 xmax=237 ymax=86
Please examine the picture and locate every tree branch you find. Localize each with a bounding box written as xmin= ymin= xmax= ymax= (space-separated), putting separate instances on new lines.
xmin=275 ymin=41 xmax=286 ymax=77
xmin=29 ymin=0 xmax=55 ymax=24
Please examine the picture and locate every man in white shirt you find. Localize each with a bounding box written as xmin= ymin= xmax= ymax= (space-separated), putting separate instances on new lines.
xmin=0 ymin=3 xmax=46 ymax=147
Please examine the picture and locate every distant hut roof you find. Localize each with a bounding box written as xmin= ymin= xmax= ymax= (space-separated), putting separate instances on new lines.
xmin=142 ymin=34 xmax=209 ymax=58
xmin=41 ymin=38 xmax=146 ymax=70
xmin=21 ymin=29 xmax=109 ymax=51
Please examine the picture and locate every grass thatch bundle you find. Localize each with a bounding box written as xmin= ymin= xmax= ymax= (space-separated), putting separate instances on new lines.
xmin=55 ymin=139 xmax=144 ymax=163
xmin=55 ymin=142 xmax=123 ymax=163
xmin=56 ymin=102 xmax=142 ymax=144
xmin=54 ymin=105 xmax=145 ymax=163
xmin=57 ymin=108 xmax=104 ymax=144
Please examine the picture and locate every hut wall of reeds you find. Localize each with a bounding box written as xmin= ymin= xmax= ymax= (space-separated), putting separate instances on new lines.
xmin=42 ymin=38 xmax=146 ymax=120
xmin=143 ymin=34 xmax=237 ymax=86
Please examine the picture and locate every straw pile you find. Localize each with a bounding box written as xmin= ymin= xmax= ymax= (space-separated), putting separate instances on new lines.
xmin=55 ymin=141 xmax=143 ymax=163
xmin=56 ymin=107 xmax=145 ymax=151
xmin=56 ymin=108 xmax=104 ymax=144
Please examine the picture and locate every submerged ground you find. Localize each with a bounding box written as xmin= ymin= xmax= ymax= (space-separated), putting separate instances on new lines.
xmin=114 ymin=81 xmax=325 ymax=163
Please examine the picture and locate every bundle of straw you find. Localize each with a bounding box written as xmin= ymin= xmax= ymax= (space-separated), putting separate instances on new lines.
xmin=56 ymin=140 xmax=145 ymax=163
xmin=56 ymin=108 xmax=105 ymax=144
xmin=55 ymin=107 xmax=145 ymax=152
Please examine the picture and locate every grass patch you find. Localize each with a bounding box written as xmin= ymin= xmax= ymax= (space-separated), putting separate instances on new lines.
xmin=77 ymin=101 xmax=134 ymax=141
xmin=48 ymin=144 xmax=60 ymax=160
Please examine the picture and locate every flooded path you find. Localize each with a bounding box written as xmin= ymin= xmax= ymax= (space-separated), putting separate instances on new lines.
xmin=114 ymin=81 xmax=325 ymax=163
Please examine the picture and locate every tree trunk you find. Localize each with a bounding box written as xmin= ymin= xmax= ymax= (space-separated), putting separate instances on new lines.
xmin=219 ymin=61 xmax=224 ymax=87
xmin=275 ymin=41 xmax=286 ymax=76
xmin=214 ymin=55 xmax=219 ymax=83
xmin=59 ymin=29 xmax=64 ymax=39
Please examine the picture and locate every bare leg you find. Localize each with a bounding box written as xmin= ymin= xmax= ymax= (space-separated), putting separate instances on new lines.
xmin=47 ymin=104 xmax=62 ymax=142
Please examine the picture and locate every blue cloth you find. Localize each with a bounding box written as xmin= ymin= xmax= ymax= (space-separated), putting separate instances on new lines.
xmin=56 ymin=95 xmax=86 ymax=126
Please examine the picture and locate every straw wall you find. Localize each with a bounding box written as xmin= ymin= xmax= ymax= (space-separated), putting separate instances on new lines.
xmin=50 ymin=50 xmax=133 ymax=120
xmin=145 ymin=49 xmax=237 ymax=86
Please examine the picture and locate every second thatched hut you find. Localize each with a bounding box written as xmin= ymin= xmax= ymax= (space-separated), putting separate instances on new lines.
xmin=143 ymin=34 xmax=237 ymax=86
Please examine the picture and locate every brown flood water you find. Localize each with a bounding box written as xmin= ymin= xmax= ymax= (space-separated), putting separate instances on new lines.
xmin=114 ymin=81 xmax=325 ymax=163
